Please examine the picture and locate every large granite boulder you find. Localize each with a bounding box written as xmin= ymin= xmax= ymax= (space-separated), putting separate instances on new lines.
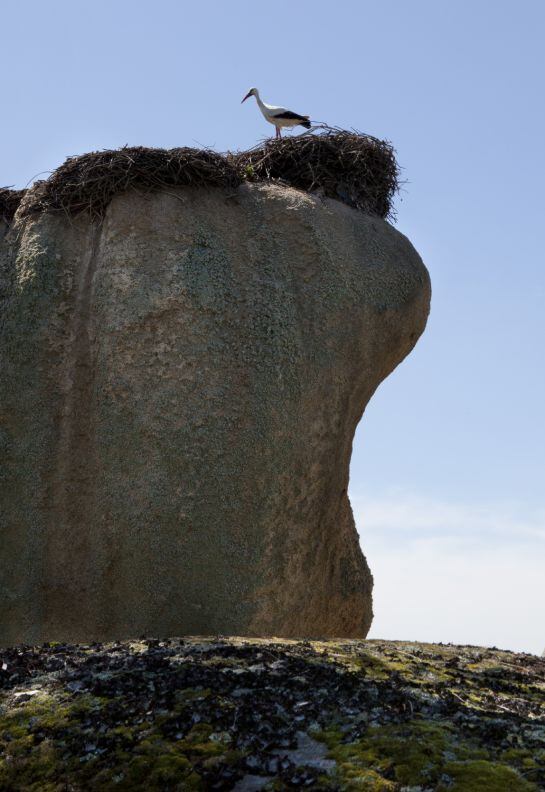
xmin=0 ymin=182 xmax=430 ymax=645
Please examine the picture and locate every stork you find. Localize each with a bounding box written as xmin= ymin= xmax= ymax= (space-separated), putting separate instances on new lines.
xmin=241 ymin=88 xmax=311 ymax=139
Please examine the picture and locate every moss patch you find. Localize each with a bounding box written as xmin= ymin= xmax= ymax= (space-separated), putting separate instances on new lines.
xmin=320 ymin=718 xmax=538 ymax=791
xmin=442 ymin=759 xmax=536 ymax=791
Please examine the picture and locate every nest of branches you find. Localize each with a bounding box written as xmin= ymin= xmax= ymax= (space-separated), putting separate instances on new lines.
xmin=16 ymin=128 xmax=399 ymax=222
xmin=0 ymin=188 xmax=26 ymax=223
xmin=22 ymin=147 xmax=240 ymax=220
xmin=235 ymin=127 xmax=399 ymax=218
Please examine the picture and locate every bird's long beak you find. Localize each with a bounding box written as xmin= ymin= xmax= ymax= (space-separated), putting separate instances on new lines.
xmin=241 ymin=91 xmax=251 ymax=104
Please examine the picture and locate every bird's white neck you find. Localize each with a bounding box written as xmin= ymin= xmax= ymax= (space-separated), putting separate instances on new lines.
xmin=253 ymin=90 xmax=266 ymax=111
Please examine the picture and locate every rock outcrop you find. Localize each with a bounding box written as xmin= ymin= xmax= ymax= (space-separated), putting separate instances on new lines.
xmin=0 ymin=182 xmax=430 ymax=645
xmin=0 ymin=638 xmax=542 ymax=790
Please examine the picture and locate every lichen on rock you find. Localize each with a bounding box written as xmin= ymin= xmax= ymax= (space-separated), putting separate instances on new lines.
xmin=0 ymin=638 xmax=543 ymax=790
xmin=0 ymin=180 xmax=430 ymax=645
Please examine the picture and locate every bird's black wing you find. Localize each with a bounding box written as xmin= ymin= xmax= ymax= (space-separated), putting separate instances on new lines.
xmin=271 ymin=110 xmax=309 ymax=122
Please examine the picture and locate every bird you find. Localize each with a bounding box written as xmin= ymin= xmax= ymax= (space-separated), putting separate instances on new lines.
xmin=241 ymin=88 xmax=311 ymax=139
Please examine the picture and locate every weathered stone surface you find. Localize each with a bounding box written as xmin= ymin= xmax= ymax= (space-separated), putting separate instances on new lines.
xmin=0 ymin=638 xmax=542 ymax=790
xmin=0 ymin=183 xmax=430 ymax=645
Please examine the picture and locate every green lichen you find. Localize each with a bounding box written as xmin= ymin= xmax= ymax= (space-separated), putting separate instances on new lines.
xmin=0 ymin=638 xmax=543 ymax=789
xmin=319 ymin=718 xmax=539 ymax=791
xmin=321 ymin=720 xmax=449 ymax=787
xmin=0 ymin=689 xmax=245 ymax=791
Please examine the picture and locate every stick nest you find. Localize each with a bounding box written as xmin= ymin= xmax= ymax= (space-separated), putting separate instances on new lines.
xmin=21 ymin=147 xmax=238 ymax=220
xmin=0 ymin=188 xmax=27 ymax=223
xmin=235 ymin=127 xmax=399 ymax=218
xmin=7 ymin=129 xmax=400 ymax=223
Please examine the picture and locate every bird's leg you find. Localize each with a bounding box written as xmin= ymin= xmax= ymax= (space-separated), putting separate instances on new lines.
xmin=275 ymin=127 xmax=280 ymax=139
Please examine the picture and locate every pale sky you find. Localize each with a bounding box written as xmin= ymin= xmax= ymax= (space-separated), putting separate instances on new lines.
xmin=2 ymin=0 xmax=544 ymax=653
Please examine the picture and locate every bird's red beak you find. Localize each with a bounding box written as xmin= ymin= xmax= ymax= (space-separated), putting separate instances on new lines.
xmin=241 ymin=91 xmax=252 ymax=104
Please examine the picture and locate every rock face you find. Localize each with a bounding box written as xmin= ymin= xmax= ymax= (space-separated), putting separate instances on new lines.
xmin=0 ymin=183 xmax=430 ymax=646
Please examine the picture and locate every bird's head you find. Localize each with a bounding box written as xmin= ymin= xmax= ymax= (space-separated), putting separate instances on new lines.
xmin=241 ymin=87 xmax=258 ymax=103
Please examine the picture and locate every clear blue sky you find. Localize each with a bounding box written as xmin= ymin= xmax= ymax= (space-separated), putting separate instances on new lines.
xmin=3 ymin=0 xmax=544 ymax=653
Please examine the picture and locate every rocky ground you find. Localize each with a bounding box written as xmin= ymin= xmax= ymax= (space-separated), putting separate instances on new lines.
xmin=0 ymin=637 xmax=543 ymax=791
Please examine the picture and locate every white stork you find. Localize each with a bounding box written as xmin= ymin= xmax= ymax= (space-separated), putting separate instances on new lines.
xmin=241 ymin=88 xmax=311 ymax=139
